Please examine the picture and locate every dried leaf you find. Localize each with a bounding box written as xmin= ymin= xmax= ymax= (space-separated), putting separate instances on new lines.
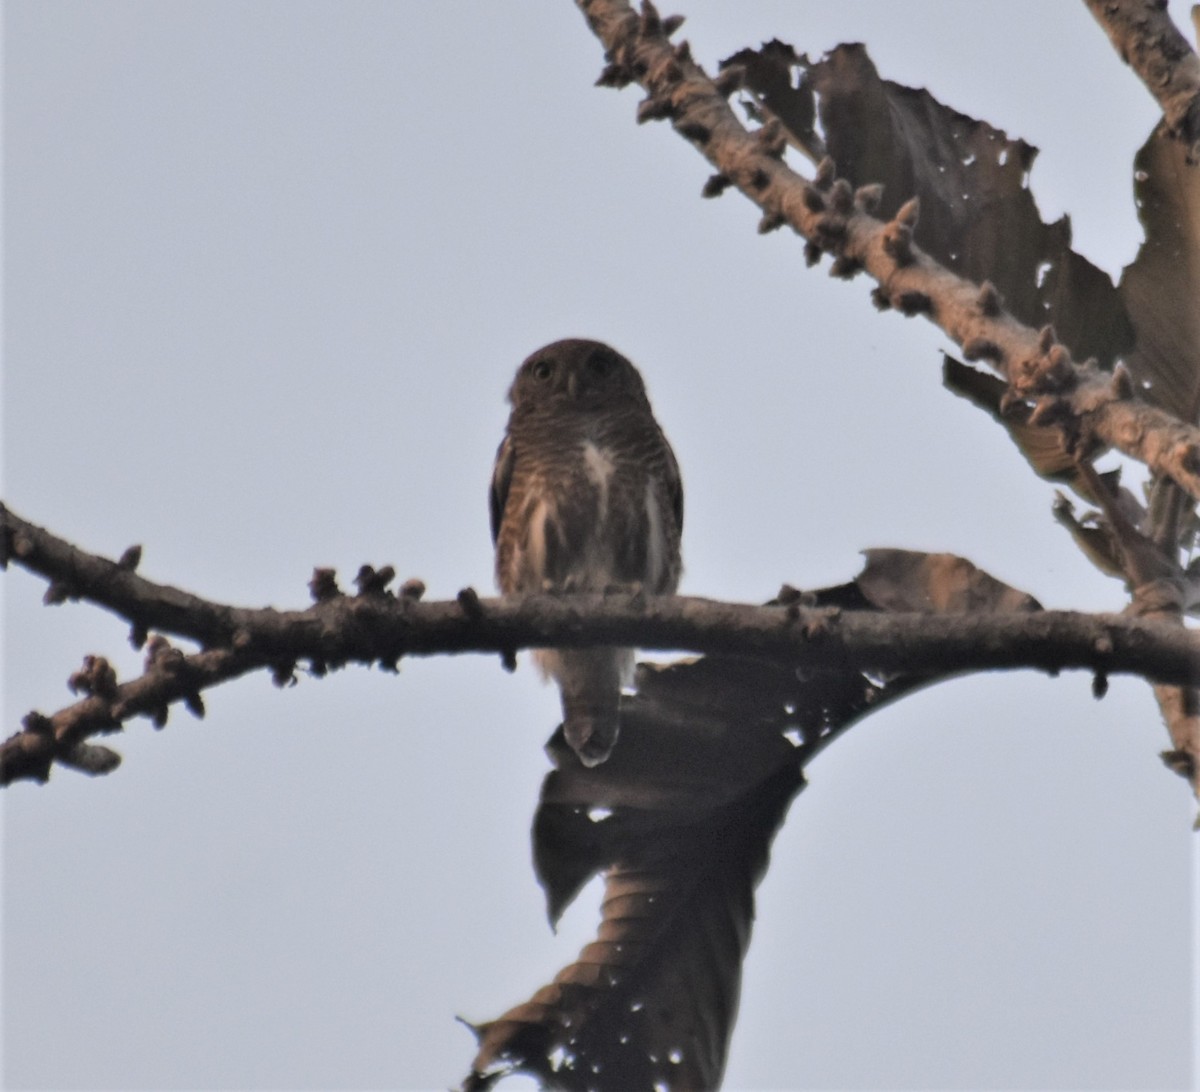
xmin=466 ymin=661 xmax=805 ymax=1091
xmin=943 ymin=354 xmax=1077 ymax=480
xmin=465 ymin=568 xmax=1031 ymax=1089
xmin=857 ymin=549 xmax=1042 ymax=614
xmin=729 ymin=41 xmax=1134 ymax=368
xmin=1120 ymin=124 xmax=1200 ymax=422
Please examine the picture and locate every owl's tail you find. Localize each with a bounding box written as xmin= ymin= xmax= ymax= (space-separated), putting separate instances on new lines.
xmin=537 ymin=647 xmax=631 ymax=767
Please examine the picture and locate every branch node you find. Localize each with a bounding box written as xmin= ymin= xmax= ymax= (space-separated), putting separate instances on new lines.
xmin=271 ymin=661 xmax=298 ymax=689
xmin=355 ymin=564 xmax=395 ymax=598
xmin=636 ymin=93 xmax=674 ymax=124
xmin=828 ymin=177 xmax=854 ymax=215
xmin=1091 ymin=670 xmax=1109 ymax=699
xmin=43 ymin=581 xmax=72 ymax=606
xmin=1160 ymin=748 xmax=1196 ymax=780
xmin=58 ymin=741 xmax=122 ymax=777
xmin=400 ymin=577 xmax=427 ymax=601
xmin=500 ymin=648 xmax=518 ymax=673
xmin=701 ymin=172 xmax=731 ymax=198
xmin=754 ymin=117 xmax=787 ymax=159
xmin=639 ymin=0 xmax=662 ymax=36
xmin=893 ymin=290 xmax=934 ymax=317
xmin=712 ymin=63 xmax=744 ymax=97
xmin=595 ymin=62 xmax=634 ymax=89
xmin=184 ymin=692 xmax=206 ymax=719
xmin=662 ymin=14 xmax=686 ymax=38
xmin=976 ymin=280 xmax=1003 ymax=316
xmin=68 ymin=655 xmax=119 ymax=699
xmin=309 ymin=567 xmax=342 ymax=602
xmin=457 ymin=586 xmax=484 ymax=618
xmin=804 ymin=241 xmax=824 ymax=267
xmin=1110 ymin=362 xmax=1137 ymax=401
xmin=881 ymin=220 xmax=914 ymax=266
xmin=894 ymin=195 xmax=920 ymax=229
xmin=677 ymin=120 xmax=711 ymax=144
xmin=117 ymin=544 xmax=143 ymax=571
xmin=145 ymin=634 xmax=185 ymax=674
xmin=21 ymin=711 xmax=55 ymax=737
xmin=757 ymin=210 xmax=786 ymax=234
xmin=773 ymin=583 xmax=804 ymax=605
xmin=962 ymin=337 xmax=1005 ymax=364
xmin=813 ymin=156 xmax=836 ymax=190
xmin=828 ymin=254 xmax=863 ymax=280
xmin=853 ymin=182 xmax=883 ymax=214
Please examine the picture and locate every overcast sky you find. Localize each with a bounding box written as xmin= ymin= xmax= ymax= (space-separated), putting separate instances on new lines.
xmin=3 ymin=2 xmax=1197 ymax=1090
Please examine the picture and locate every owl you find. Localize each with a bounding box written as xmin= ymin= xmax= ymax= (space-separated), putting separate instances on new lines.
xmin=491 ymin=339 xmax=683 ymax=766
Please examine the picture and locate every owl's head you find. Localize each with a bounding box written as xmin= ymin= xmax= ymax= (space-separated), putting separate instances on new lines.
xmin=508 ymin=339 xmax=650 ymax=414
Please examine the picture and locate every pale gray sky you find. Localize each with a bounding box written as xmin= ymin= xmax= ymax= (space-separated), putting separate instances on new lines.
xmin=3 ymin=2 xmax=1197 ymax=1090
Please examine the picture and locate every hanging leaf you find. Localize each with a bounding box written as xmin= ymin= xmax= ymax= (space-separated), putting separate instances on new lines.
xmin=1119 ymin=124 xmax=1200 ymax=422
xmin=464 ymin=557 xmax=1038 ymax=1090
xmin=464 ymin=657 xmax=807 ymax=1092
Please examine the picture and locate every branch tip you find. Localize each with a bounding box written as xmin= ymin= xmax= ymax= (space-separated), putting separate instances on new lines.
xmin=813 ymin=155 xmax=836 ymax=190
xmin=881 ymin=220 xmax=914 ymax=265
xmin=894 ymin=195 xmax=920 ymax=228
xmin=117 ymin=544 xmax=142 ymax=571
xmin=893 ymin=290 xmax=934 ymax=317
xmin=457 ymin=586 xmax=485 ymax=618
xmin=701 ymin=172 xmax=731 ymax=198
xmin=962 ymin=337 xmax=1005 ymax=364
xmin=309 ymin=567 xmax=342 ymax=602
xmin=854 ymin=182 xmax=883 ymax=214
xmin=755 ymin=117 xmax=787 ymax=158
xmin=712 ymin=64 xmax=744 ymax=97
xmin=355 ymin=564 xmax=395 ymax=597
xmin=757 ymin=210 xmax=786 ymax=234
xmin=828 ymin=254 xmax=863 ymax=280
xmin=828 ymin=178 xmax=854 ymax=214
xmin=976 ymin=280 xmax=1003 ymax=316
xmin=400 ymin=577 xmax=427 ymax=601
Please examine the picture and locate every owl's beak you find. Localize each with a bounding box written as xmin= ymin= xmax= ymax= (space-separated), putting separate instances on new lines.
xmin=566 ymin=370 xmax=579 ymax=400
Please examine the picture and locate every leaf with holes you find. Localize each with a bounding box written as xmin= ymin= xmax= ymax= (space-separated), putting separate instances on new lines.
xmin=463 ymin=657 xmax=806 ymax=1091
xmin=727 ymin=40 xmax=1134 ymax=368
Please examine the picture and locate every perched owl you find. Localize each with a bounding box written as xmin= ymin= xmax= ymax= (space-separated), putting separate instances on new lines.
xmin=491 ymin=339 xmax=683 ymax=766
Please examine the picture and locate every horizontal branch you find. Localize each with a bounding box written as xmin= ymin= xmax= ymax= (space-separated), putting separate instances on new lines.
xmin=574 ymin=0 xmax=1200 ymax=500
xmin=4 ymin=503 xmax=1199 ymax=786
xmin=1083 ymin=0 xmax=1200 ymax=162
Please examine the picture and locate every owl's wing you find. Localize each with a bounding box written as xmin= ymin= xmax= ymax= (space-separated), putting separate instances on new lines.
xmin=489 ymin=434 xmax=515 ymax=544
xmin=665 ymin=436 xmax=683 ymax=534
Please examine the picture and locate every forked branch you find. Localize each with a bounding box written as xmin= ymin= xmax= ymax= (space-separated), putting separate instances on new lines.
xmin=575 ymin=0 xmax=1200 ymax=499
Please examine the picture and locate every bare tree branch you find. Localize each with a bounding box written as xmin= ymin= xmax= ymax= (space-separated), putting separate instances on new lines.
xmin=573 ymin=0 xmax=1200 ymax=500
xmin=1083 ymin=0 xmax=1200 ymax=163
xmin=5 ymin=502 xmax=1199 ymax=786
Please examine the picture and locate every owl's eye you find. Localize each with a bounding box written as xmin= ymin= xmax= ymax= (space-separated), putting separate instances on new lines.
xmin=532 ymin=359 xmax=555 ymax=381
